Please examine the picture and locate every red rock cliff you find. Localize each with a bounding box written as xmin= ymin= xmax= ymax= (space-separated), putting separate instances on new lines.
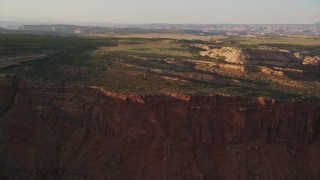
xmin=0 ymin=76 xmax=319 ymax=180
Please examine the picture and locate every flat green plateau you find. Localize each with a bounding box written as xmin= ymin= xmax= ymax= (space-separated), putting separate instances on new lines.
xmin=0 ymin=34 xmax=320 ymax=103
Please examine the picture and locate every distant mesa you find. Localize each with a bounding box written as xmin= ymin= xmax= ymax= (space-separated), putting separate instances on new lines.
xmin=10 ymin=24 xmax=320 ymax=36
xmin=19 ymin=24 xmax=96 ymax=34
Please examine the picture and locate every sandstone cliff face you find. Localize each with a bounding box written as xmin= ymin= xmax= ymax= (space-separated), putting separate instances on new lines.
xmin=200 ymin=46 xmax=301 ymax=67
xmin=303 ymin=56 xmax=320 ymax=66
xmin=0 ymin=76 xmax=319 ymax=180
xmin=200 ymin=47 xmax=248 ymax=64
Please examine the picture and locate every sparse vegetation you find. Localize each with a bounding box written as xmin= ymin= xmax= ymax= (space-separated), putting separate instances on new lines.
xmin=1 ymin=33 xmax=320 ymax=103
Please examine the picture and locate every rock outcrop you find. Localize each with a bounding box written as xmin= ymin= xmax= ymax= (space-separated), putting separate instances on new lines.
xmin=200 ymin=46 xmax=301 ymax=67
xmin=0 ymin=76 xmax=319 ymax=180
xmin=303 ymin=56 xmax=320 ymax=66
xmin=200 ymin=47 xmax=248 ymax=64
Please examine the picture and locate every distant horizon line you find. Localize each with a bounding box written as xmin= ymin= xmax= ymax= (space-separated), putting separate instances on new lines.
xmin=0 ymin=16 xmax=319 ymax=25
xmin=1 ymin=21 xmax=319 ymax=26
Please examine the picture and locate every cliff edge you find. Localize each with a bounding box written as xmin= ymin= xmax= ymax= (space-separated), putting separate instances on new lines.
xmin=0 ymin=75 xmax=319 ymax=180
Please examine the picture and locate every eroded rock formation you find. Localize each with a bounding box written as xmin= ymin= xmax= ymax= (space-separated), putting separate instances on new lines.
xmin=303 ymin=56 xmax=320 ymax=66
xmin=199 ymin=46 xmax=301 ymax=67
xmin=0 ymin=76 xmax=319 ymax=180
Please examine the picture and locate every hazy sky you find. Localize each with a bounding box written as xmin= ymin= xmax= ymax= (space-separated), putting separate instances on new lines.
xmin=0 ymin=0 xmax=319 ymax=24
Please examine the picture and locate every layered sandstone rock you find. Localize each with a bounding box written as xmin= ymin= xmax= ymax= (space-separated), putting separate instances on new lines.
xmin=200 ymin=46 xmax=301 ymax=67
xmin=200 ymin=47 xmax=248 ymax=64
xmin=303 ymin=56 xmax=320 ymax=66
xmin=0 ymin=76 xmax=319 ymax=180
xmin=190 ymin=59 xmax=249 ymax=72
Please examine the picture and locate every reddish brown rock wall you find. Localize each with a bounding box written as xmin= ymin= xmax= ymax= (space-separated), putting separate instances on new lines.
xmin=0 ymin=76 xmax=319 ymax=180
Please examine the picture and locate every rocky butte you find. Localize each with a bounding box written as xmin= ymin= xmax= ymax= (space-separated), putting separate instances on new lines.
xmin=0 ymin=75 xmax=319 ymax=180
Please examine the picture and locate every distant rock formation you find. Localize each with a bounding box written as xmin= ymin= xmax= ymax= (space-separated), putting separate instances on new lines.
xmin=199 ymin=46 xmax=300 ymax=67
xmin=303 ymin=56 xmax=320 ymax=65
